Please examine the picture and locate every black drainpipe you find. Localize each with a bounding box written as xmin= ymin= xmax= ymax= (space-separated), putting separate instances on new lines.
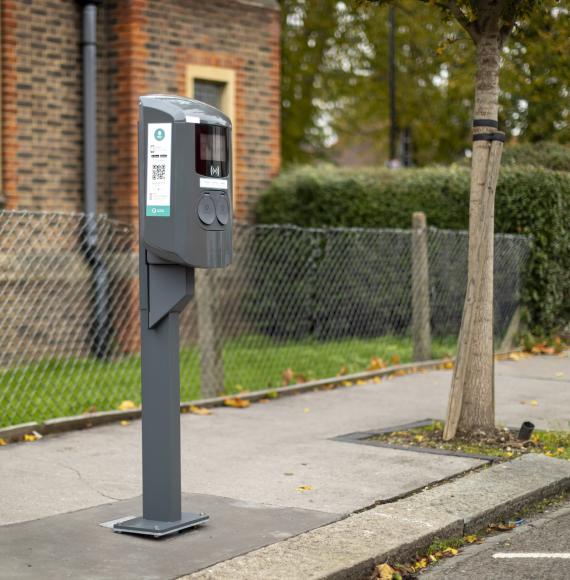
xmin=79 ymin=0 xmax=110 ymax=359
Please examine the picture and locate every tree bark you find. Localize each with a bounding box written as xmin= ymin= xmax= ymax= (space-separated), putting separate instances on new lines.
xmin=443 ymin=28 xmax=503 ymax=440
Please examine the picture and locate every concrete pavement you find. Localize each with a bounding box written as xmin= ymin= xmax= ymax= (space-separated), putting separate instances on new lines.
xmin=0 ymin=352 xmax=568 ymax=578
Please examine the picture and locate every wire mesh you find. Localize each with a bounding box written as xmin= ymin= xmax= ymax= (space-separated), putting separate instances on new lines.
xmin=0 ymin=211 xmax=531 ymax=428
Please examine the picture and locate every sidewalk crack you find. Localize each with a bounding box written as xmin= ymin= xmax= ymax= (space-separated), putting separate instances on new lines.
xmin=57 ymin=461 xmax=121 ymax=502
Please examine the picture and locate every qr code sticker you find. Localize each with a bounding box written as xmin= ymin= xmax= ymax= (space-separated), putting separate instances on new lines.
xmin=152 ymin=164 xmax=166 ymax=181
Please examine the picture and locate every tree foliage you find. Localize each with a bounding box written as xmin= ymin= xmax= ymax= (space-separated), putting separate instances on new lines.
xmin=280 ymin=0 xmax=568 ymax=165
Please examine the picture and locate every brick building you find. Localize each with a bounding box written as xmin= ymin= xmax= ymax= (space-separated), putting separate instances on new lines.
xmin=1 ymin=0 xmax=281 ymax=225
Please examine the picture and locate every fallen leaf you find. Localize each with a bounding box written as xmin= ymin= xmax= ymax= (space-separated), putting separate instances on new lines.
xmin=464 ymin=534 xmax=478 ymax=543
xmin=23 ymin=433 xmax=38 ymax=442
xmin=304 ymin=408 xmax=310 ymax=413
xmin=414 ymin=435 xmax=424 ymax=443
xmin=390 ymin=354 xmax=401 ymax=365
xmin=443 ymin=547 xmax=458 ymax=556
xmin=377 ymin=563 xmax=397 ymax=580
xmin=337 ymin=366 xmax=348 ymax=376
xmin=296 ymin=485 xmax=313 ymax=492
xmin=0 ymin=438 xmax=7 ymax=446
xmin=531 ymin=342 xmax=555 ymax=355
xmin=368 ymin=357 xmax=386 ymax=371
xmin=296 ymin=374 xmax=308 ymax=384
xmin=282 ymin=368 xmax=295 ymax=386
xmin=372 ymin=377 xmax=382 ymax=384
xmin=342 ymin=380 xmax=353 ymax=387
xmin=224 ymin=397 xmax=251 ymax=409
xmin=267 ymin=390 xmax=279 ymax=399
xmin=392 ymin=369 xmax=407 ymax=377
xmin=190 ymin=405 xmax=212 ymax=416
xmin=259 ymin=398 xmax=270 ymax=404
xmin=120 ymin=420 xmax=130 ymax=426
xmin=414 ymin=558 xmax=428 ymax=570
xmin=530 ymin=400 xmax=538 ymax=406
xmin=488 ymin=522 xmax=516 ymax=532
xmin=118 ymin=400 xmax=137 ymax=411
xmin=356 ymin=380 xmax=367 ymax=386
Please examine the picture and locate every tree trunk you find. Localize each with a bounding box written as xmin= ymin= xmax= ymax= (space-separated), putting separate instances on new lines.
xmin=443 ymin=29 xmax=503 ymax=440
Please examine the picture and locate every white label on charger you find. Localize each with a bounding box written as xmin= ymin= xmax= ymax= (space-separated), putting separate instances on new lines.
xmin=146 ymin=123 xmax=172 ymax=217
xmin=200 ymin=178 xmax=228 ymax=190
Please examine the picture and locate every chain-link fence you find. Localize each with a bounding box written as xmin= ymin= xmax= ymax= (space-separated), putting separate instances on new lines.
xmin=0 ymin=211 xmax=531 ymax=428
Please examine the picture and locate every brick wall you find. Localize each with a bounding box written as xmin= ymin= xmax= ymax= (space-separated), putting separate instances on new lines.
xmin=1 ymin=0 xmax=113 ymax=213
xmin=2 ymin=0 xmax=281 ymax=224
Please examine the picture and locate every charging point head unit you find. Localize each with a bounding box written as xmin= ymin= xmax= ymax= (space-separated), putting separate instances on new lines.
xmin=139 ymin=94 xmax=233 ymax=268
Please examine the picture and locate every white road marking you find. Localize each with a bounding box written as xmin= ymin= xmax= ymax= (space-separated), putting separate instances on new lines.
xmin=493 ymin=553 xmax=570 ymax=559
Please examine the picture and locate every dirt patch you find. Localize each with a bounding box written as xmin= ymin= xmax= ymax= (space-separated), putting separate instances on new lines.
xmin=368 ymin=421 xmax=570 ymax=461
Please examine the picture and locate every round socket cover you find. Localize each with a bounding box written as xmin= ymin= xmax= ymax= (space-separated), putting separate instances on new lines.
xmin=215 ymin=194 xmax=230 ymax=225
xmin=197 ymin=194 xmax=216 ymax=225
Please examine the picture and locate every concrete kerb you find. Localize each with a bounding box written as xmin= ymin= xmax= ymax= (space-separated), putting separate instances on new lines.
xmin=0 ymin=349 xmax=524 ymax=443
xmin=183 ymin=454 xmax=570 ymax=580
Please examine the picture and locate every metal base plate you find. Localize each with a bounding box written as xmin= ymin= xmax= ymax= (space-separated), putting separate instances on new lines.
xmin=112 ymin=512 xmax=209 ymax=538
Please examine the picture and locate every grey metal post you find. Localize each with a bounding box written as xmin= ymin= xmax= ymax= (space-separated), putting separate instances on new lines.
xmin=411 ymin=212 xmax=432 ymax=361
xmin=113 ymin=258 xmax=208 ymax=536
xmin=141 ymin=310 xmax=182 ymax=522
xmin=388 ymin=5 xmax=398 ymax=162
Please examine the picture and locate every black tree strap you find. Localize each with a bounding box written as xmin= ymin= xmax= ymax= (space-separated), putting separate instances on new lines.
xmin=473 ymin=132 xmax=505 ymax=143
xmin=473 ymin=119 xmax=499 ymax=128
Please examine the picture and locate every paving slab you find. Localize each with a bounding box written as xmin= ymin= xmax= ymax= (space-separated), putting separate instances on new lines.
xmin=0 ymin=493 xmax=339 ymax=580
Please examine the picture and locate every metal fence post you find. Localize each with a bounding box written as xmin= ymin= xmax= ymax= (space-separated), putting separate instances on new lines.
xmin=411 ymin=212 xmax=432 ymax=361
xmin=196 ymin=269 xmax=224 ymax=398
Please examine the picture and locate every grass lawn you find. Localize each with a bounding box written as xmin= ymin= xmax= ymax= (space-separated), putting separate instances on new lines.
xmin=0 ymin=334 xmax=456 ymax=428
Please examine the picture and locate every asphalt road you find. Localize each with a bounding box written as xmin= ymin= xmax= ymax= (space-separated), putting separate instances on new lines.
xmin=423 ymin=501 xmax=570 ymax=579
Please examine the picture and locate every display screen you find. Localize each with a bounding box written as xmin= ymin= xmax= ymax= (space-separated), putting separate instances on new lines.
xmin=195 ymin=125 xmax=229 ymax=178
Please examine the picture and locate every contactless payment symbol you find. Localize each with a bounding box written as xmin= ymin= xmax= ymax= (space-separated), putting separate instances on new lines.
xmin=154 ymin=128 xmax=165 ymax=141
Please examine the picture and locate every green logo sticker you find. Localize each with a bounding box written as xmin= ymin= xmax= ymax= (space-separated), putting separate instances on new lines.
xmin=146 ymin=205 xmax=170 ymax=217
xmin=154 ymin=128 xmax=165 ymax=141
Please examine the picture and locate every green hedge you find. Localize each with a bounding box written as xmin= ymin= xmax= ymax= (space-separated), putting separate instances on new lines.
xmin=502 ymin=142 xmax=570 ymax=172
xmin=256 ymin=164 xmax=570 ymax=335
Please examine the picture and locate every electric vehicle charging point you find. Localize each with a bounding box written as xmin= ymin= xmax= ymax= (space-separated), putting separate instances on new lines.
xmin=111 ymin=95 xmax=232 ymax=538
